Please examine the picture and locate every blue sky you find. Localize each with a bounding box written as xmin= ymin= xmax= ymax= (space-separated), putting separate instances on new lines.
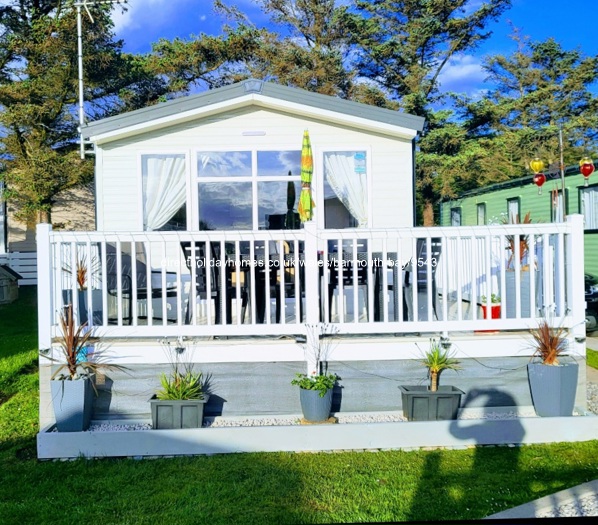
xmin=110 ymin=0 xmax=597 ymax=98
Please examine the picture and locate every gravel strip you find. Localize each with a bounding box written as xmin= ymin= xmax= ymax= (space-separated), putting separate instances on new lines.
xmin=586 ymin=381 xmax=598 ymax=415
xmin=536 ymin=494 xmax=598 ymax=518
xmin=87 ymin=380 xmax=596 ymax=432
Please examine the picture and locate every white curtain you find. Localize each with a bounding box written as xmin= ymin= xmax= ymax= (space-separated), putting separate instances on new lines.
xmin=582 ymin=187 xmax=598 ymax=229
xmin=324 ymin=152 xmax=368 ymax=227
xmin=143 ymin=155 xmax=186 ymax=231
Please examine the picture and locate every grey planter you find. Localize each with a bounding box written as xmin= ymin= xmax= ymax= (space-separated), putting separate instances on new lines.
xmin=150 ymin=395 xmax=210 ymax=429
xmin=527 ymin=363 xmax=579 ymax=417
xmin=299 ymin=388 xmax=333 ymax=422
xmin=51 ymin=377 xmax=94 ymax=432
xmin=399 ymin=385 xmax=464 ymax=421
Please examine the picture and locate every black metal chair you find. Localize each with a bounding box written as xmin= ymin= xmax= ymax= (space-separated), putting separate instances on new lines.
xmin=406 ymin=238 xmax=442 ymax=321
xmin=252 ymin=241 xmax=303 ymax=324
xmin=181 ymin=241 xmax=248 ymax=325
xmin=106 ymin=243 xmax=178 ymax=325
xmin=325 ymin=240 xmax=369 ymax=322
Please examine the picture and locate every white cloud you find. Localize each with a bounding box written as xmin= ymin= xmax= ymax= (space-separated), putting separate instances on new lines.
xmin=111 ymin=0 xmax=189 ymax=34
xmin=437 ymin=54 xmax=487 ymax=95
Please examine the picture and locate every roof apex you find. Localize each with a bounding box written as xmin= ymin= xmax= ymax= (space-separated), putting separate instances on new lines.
xmin=84 ymin=79 xmax=425 ymax=142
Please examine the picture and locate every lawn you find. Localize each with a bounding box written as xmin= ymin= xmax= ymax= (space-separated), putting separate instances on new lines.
xmin=1 ymin=288 xmax=597 ymax=524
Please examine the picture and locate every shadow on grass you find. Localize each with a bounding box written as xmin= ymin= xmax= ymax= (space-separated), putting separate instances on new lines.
xmin=2 ymin=431 xmax=308 ymax=525
xmin=405 ymin=388 xmax=525 ymax=521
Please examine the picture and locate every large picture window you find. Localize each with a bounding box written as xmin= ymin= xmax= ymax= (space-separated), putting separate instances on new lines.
xmin=197 ymin=150 xmax=301 ymax=230
xmin=142 ymin=154 xmax=187 ymax=231
xmin=323 ymin=151 xmax=368 ymax=228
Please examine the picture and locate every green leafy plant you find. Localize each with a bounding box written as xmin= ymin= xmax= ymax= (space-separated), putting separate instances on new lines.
xmin=529 ymin=319 xmax=568 ymax=366
xmin=156 ymin=340 xmax=204 ymax=400
xmin=420 ymin=339 xmax=462 ymax=391
xmin=291 ymin=372 xmax=337 ymax=397
xmin=292 ymin=323 xmax=339 ymax=396
xmin=481 ymin=294 xmax=501 ymax=304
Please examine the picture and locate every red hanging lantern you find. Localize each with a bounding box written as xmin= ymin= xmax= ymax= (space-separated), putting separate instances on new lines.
xmin=533 ymin=173 xmax=546 ymax=194
xmin=580 ymin=157 xmax=595 ymax=186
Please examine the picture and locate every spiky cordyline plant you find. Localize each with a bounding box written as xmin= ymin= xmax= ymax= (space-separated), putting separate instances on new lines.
xmin=530 ymin=319 xmax=568 ymax=366
xmin=51 ymin=304 xmax=122 ymax=382
xmin=62 ymin=254 xmax=100 ymax=291
xmin=420 ymin=339 xmax=462 ymax=392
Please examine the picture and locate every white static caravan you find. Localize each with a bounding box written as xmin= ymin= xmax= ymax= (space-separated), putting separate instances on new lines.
xmin=37 ymin=80 xmax=589 ymax=443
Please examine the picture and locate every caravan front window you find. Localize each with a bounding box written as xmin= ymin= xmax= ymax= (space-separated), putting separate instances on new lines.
xmin=196 ymin=150 xmax=301 ymax=230
xmin=141 ymin=154 xmax=187 ymax=231
xmin=322 ymin=151 xmax=369 ymax=228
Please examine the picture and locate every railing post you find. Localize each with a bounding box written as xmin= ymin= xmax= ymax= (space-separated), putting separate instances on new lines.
xmin=565 ymin=214 xmax=585 ymax=343
xmin=37 ymin=223 xmax=53 ymax=351
xmin=303 ymin=221 xmax=319 ymax=372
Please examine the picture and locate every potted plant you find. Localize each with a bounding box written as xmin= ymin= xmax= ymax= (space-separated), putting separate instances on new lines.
xmin=399 ymin=339 xmax=464 ymax=421
xmin=527 ymin=319 xmax=579 ymax=417
xmin=476 ymin=294 xmax=501 ymax=334
xmin=291 ymin=323 xmax=339 ymax=423
xmin=291 ymin=370 xmax=338 ymax=423
xmin=48 ymin=305 xmax=98 ymax=431
xmin=149 ymin=339 xmax=209 ymax=429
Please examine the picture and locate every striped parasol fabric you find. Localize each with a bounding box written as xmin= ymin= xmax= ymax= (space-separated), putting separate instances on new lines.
xmin=298 ymin=129 xmax=315 ymax=222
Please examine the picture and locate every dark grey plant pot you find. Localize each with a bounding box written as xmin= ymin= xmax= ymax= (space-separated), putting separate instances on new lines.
xmin=527 ymin=363 xmax=579 ymax=417
xmin=149 ymin=395 xmax=210 ymax=429
xmin=51 ymin=377 xmax=94 ymax=432
xmin=399 ymin=385 xmax=464 ymax=421
xmin=299 ymin=388 xmax=333 ymax=422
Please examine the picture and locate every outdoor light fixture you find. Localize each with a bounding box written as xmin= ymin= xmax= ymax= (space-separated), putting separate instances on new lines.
xmin=76 ymin=0 xmax=128 ymax=159
xmin=530 ymin=157 xmax=546 ymax=194
xmin=579 ymin=156 xmax=595 ymax=187
xmin=533 ymin=173 xmax=546 ymax=194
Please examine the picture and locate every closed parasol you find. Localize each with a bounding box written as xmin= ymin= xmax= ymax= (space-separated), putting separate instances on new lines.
xmin=298 ymin=129 xmax=315 ymax=222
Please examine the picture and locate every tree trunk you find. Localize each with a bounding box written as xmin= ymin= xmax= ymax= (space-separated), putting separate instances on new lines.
xmin=430 ymin=371 xmax=438 ymax=392
xmin=37 ymin=209 xmax=50 ymax=224
xmin=423 ymin=200 xmax=434 ymax=226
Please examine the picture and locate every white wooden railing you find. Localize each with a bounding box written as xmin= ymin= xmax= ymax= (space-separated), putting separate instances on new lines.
xmin=37 ymin=216 xmax=586 ymax=347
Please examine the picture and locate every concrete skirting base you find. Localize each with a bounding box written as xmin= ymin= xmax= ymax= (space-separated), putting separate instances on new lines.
xmin=37 ymin=413 xmax=598 ymax=460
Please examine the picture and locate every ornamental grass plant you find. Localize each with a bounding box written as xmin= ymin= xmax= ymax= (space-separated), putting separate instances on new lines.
xmin=420 ymin=339 xmax=462 ymax=391
xmin=155 ymin=339 xmax=205 ymax=400
xmin=529 ymin=318 xmax=568 ymax=366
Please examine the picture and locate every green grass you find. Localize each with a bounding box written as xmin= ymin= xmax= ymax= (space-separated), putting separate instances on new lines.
xmin=587 ymin=348 xmax=598 ymax=370
xmin=1 ymin=289 xmax=597 ymax=524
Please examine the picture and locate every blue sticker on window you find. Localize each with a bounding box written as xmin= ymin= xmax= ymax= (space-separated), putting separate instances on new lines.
xmin=354 ymin=152 xmax=366 ymax=174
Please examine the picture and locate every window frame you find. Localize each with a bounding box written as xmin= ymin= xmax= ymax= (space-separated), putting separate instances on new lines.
xmin=578 ymin=183 xmax=598 ymax=232
xmin=549 ymin=188 xmax=569 ymax=223
xmin=138 ymin=150 xmax=191 ymax=231
xmin=193 ymin=147 xmax=302 ymax=230
xmin=476 ymin=203 xmax=487 ymax=225
xmin=317 ymin=146 xmax=373 ymax=230
xmin=506 ymin=197 xmax=521 ymax=224
xmin=450 ymin=207 xmax=462 ymax=226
